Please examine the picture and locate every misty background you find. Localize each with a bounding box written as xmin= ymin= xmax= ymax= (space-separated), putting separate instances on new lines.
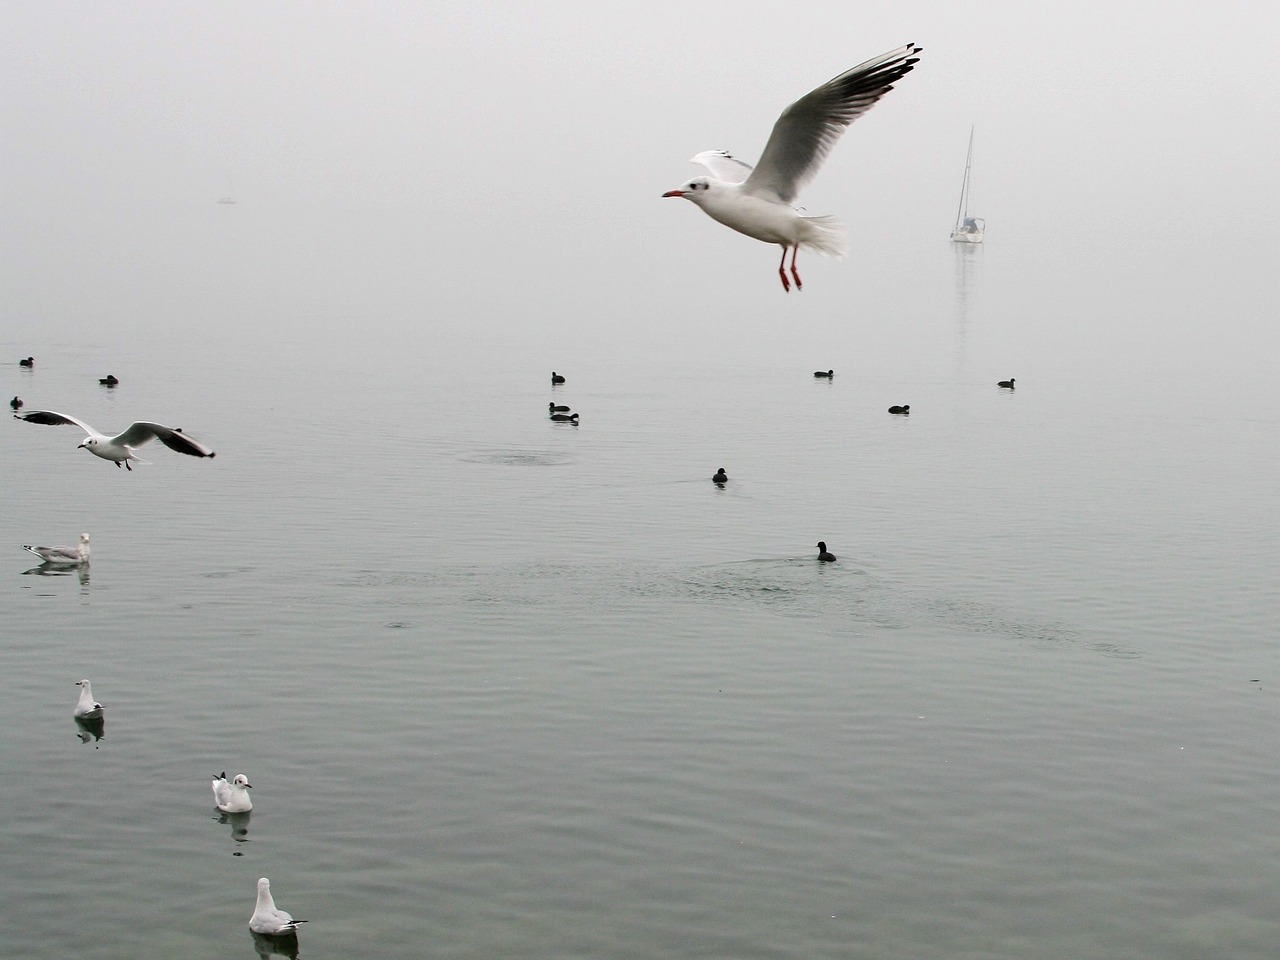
xmin=4 ymin=7 xmax=1280 ymax=958
xmin=3 ymin=1 xmax=1275 ymax=374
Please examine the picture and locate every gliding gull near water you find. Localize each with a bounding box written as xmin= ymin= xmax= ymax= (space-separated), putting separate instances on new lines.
xmin=663 ymin=44 xmax=922 ymax=291
xmin=14 ymin=409 xmax=215 ymax=469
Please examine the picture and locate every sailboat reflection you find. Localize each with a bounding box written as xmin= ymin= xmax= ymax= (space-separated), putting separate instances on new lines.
xmin=217 ymin=809 xmax=252 ymax=843
xmin=74 ymin=715 xmax=105 ymax=744
xmin=951 ymin=240 xmax=983 ymax=371
xmin=250 ymin=930 xmax=300 ymax=959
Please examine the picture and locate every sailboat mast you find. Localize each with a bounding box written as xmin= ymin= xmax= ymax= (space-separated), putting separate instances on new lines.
xmin=953 ymin=126 xmax=974 ymax=231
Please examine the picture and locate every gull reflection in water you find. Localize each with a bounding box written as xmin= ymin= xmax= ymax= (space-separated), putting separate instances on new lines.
xmin=217 ymin=810 xmax=253 ymax=845
xmin=250 ymin=930 xmax=300 ymax=960
xmin=23 ymin=562 xmax=90 ymax=585
xmin=74 ymin=715 xmax=105 ymax=745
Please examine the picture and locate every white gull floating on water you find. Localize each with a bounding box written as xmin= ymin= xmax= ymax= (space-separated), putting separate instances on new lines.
xmin=24 ymin=533 xmax=90 ymax=564
xmin=663 ymin=43 xmax=922 ymax=292
xmin=250 ymin=878 xmax=307 ymax=935
xmin=74 ymin=679 xmax=104 ymax=718
xmin=14 ymin=409 xmax=215 ymax=469
xmin=212 ymin=772 xmax=254 ymax=813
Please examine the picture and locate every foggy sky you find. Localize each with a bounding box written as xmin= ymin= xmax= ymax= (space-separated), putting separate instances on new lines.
xmin=2 ymin=1 xmax=1276 ymax=357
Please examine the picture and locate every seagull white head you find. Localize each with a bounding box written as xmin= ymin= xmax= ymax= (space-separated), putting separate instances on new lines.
xmin=662 ymin=177 xmax=713 ymax=201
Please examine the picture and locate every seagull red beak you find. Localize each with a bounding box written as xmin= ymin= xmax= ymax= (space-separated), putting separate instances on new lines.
xmin=662 ymin=190 xmax=685 ymax=198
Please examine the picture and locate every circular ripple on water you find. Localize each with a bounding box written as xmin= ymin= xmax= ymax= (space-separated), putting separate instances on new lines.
xmin=459 ymin=449 xmax=575 ymax=467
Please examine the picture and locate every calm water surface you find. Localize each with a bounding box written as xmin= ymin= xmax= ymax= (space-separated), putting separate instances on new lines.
xmin=2 ymin=232 xmax=1278 ymax=959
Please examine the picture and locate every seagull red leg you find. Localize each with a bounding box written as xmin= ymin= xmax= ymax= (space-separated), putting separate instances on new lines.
xmin=790 ymin=246 xmax=803 ymax=291
xmin=777 ymin=246 xmax=791 ymax=292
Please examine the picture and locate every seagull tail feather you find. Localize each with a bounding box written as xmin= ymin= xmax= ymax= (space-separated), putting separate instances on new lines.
xmin=798 ymin=215 xmax=848 ymax=259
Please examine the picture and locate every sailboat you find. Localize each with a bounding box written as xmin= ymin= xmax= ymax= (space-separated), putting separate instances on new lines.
xmin=950 ymin=127 xmax=985 ymax=243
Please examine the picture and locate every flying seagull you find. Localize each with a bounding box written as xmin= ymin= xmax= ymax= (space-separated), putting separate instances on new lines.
xmin=24 ymin=533 xmax=91 ymax=564
xmin=250 ymin=878 xmax=308 ymax=935
xmin=14 ymin=409 xmax=215 ymax=469
xmin=663 ymin=43 xmax=922 ymax=291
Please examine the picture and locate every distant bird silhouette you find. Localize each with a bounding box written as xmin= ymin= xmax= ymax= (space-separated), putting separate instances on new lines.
xmin=551 ymin=371 xmax=566 ymax=384
xmin=997 ymin=378 xmax=1015 ymax=389
xmin=99 ymin=374 xmax=119 ymax=386
xmin=19 ymin=356 xmax=34 ymax=368
xmin=550 ymin=412 xmax=579 ymax=423
xmin=888 ymin=404 xmax=909 ymax=414
xmin=813 ymin=369 xmax=834 ymax=378
xmin=549 ymin=402 xmax=570 ymax=412
xmin=9 ymin=396 xmax=21 ymax=411
xmin=816 ymin=541 xmax=837 ymax=562
xmin=712 ymin=467 xmax=728 ymax=483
